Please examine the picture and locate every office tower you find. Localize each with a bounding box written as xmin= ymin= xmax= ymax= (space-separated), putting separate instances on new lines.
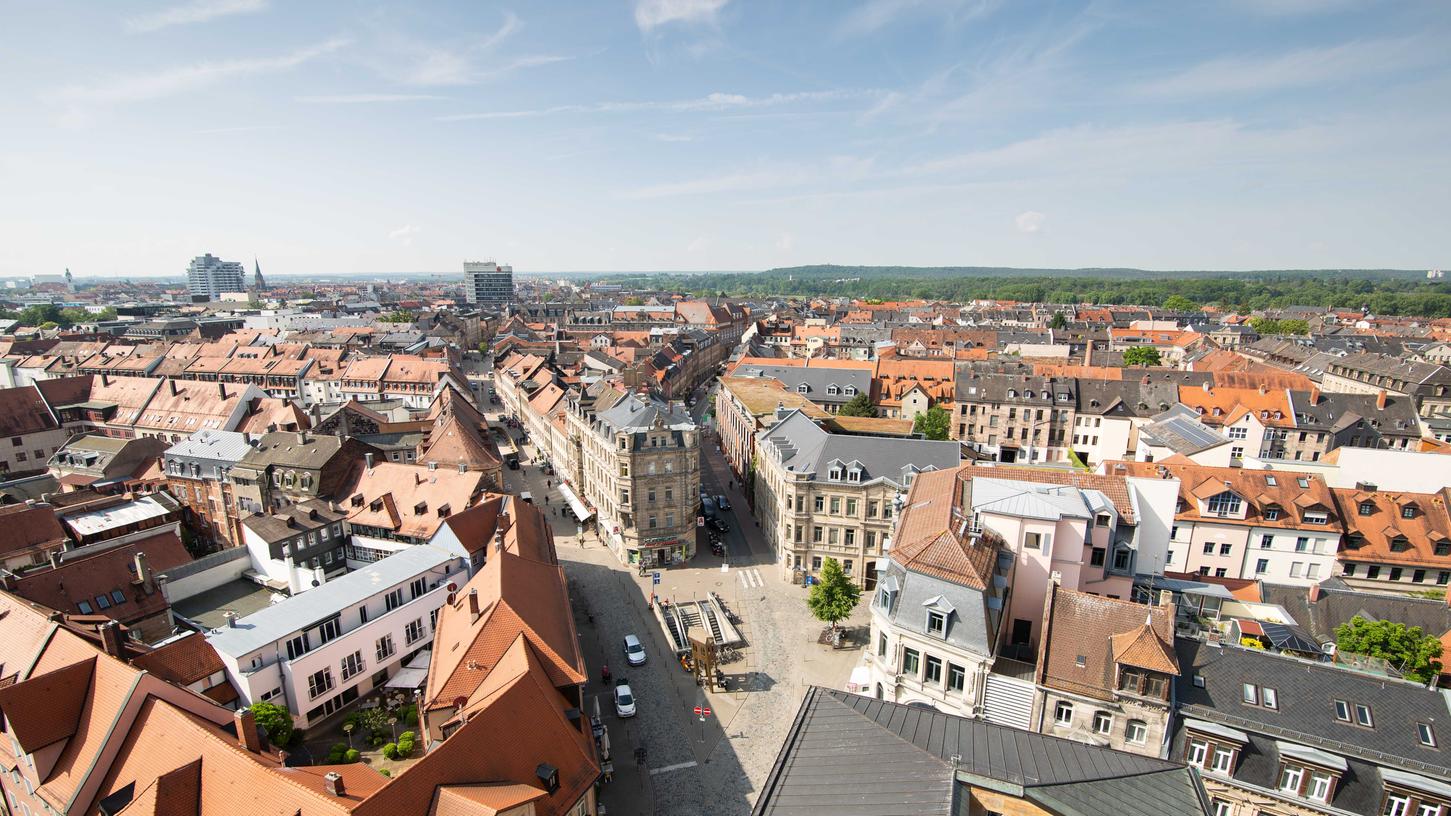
xmin=186 ymin=254 xmax=246 ymax=300
xmin=462 ymin=260 xmax=514 ymax=306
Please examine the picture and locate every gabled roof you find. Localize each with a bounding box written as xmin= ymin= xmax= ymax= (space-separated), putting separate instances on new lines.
xmin=0 ymin=657 xmax=94 ymax=752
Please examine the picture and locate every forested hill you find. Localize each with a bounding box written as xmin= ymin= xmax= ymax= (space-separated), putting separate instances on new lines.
xmin=596 ymin=266 xmax=1451 ymax=317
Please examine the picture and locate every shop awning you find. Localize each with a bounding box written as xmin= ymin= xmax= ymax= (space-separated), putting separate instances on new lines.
xmin=385 ymin=666 xmax=428 ymax=689
xmin=557 ymin=481 xmax=594 ymax=522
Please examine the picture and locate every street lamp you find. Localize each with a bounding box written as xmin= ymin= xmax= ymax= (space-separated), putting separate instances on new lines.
xmin=343 ymin=722 xmax=354 ymax=749
xmin=388 ymin=716 xmax=399 ymax=742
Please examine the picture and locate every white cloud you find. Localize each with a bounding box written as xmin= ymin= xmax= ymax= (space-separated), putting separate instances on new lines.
xmin=634 ymin=0 xmax=730 ymax=32
xmin=126 ymin=0 xmax=266 ymax=33
xmin=1015 ymin=211 xmax=1045 ymax=233
xmin=296 ymin=94 xmax=445 ymax=104
xmin=388 ymin=224 xmax=421 ymax=246
xmin=388 ymin=12 xmax=563 ymax=86
xmin=57 ymin=37 xmax=348 ymax=105
xmin=837 ymin=0 xmax=998 ymax=39
xmin=1137 ymin=37 xmax=1430 ymax=97
xmin=437 ymin=89 xmax=865 ymax=121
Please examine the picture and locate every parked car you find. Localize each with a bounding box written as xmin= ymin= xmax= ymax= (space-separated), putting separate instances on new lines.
xmin=505 ymin=456 xmax=520 ymax=470
xmin=716 ymin=495 xmax=731 ymax=511
xmin=614 ymin=681 xmax=637 ymax=718
xmin=623 ymin=634 xmax=647 ymax=666
xmin=709 ymin=517 xmax=730 ymax=533
xmin=701 ymin=497 xmax=718 ymax=518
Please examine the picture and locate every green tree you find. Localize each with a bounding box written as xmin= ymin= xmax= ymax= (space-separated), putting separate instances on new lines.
xmin=1163 ymin=295 xmax=1197 ymax=312
xmin=379 ymin=310 xmax=415 ymax=324
xmin=623 ymin=296 xmax=644 ymax=306
xmin=806 ymin=557 xmax=860 ymax=635
xmin=1122 ymin=346 xmax=1162 ymax=367
xmin=1279 ymin=318 xmax=1310 ymax=335
xmin=912 ymin=405 xmax=951 ymax=440
xmin=249 ymin=701 xmax=295 ymax=746
xmin=1048 ymin=312 xmax=1067 ymax=329
xmin=18 ymin=304 xmax=61 ymax=327
xmin=837 ymin=393 xmax=877 ymax=417
xmin=1335 ymin=616 xmax=1443 ymax=683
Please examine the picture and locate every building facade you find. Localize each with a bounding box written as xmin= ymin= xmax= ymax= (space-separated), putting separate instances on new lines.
xmin=185 ymin=253 xmax=246 ymax=300
xmin=463 ymin=260 xmax=514 ymax=306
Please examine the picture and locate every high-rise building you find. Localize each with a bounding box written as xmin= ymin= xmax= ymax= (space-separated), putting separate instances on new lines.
xmin=462 ymin=260 xmax=513 ymax=306
xmin=185 ymin=254 xmax=246 ymax=300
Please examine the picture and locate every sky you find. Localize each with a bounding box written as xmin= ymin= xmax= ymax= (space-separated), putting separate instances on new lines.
xmin=2 ymin=0 xmax=1449 ymax=278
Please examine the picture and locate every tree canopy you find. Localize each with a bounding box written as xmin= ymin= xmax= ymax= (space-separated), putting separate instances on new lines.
xmin=913 ymin=405 xmax=951 ymax=440
xmin=1162 ymin=294 xmax=1198 ymax=312
xmin=837 ymin=393 xmax=877 ymax=417
xmin=378 ymin=310 xmax=415 ymax=324
xmin=249 ymin=701 xmax=295 ymax=746
xmin=1249 ymin=316 xmax=1310 ymax=336
xmin=1122 ymin=346 xmax=1162 ymax=367
xmin=1335 ymin=615 xmax=1443 ymax=683
xmin=1 ymin=304 xmax=116 ymax=327
xmin=1048 ymin=312 xmax=1067 ymax=329
xmin=806 ymin=557 xmax=860 ymax=633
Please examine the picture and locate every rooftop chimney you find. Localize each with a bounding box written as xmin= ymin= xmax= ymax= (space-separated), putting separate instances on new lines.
xmin=297 ymin=431 xmax=308 ymax=445
xmin=1309 ymin=386 xmax=1320 ymax=405
xmin=458 ymin=461 xmax=467 ymax=473
xmin=224 ymin=610 xmax=238 ymax=628
xmin=134 ymin=551 xmax=152 ymax=592
xmin=364 ymin=452 xmax=375 ymax=470
xmin=468 ymin=588 xmax=480 ymax=618
xmin=1377 ymin=389 xmax=1388 ymax=410
xmin=218 ymin=383 xmax=227 ymax=399
xmin=100 ymin=373 xmax=110 ymax=387
xmin=1258 ymin=383 xmax=1268 ymax=396
xmin=235 ymin=708 xmax=264 ymax=753
xmin=169 ymin=379 xmax=179 ymax=396
xmin=49 ymin=551 xmax=62 ymax=570
xmin=99 ymin=619 xmax=125 ymax=658
xmin=323 ymin=772 xmax=346 ymax=798
xmin=1202 ymin=380 xmax=1211 ymax=393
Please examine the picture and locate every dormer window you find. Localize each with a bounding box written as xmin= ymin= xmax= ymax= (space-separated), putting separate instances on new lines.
xmin=847 ymin=467 xmax=862 ymax=483
xmin=1303 ymin=510 xmax=1328 ymax=525
xmin=1402 ymin=505 xmax=1418 ymax=519
xmin=1359 ymin=501 xmax=1375 ymax=516
xmin=926 ymin=611 xmax=946 ymax=637
xmin=826 ymin=384 xmax=840 ymax=396
xmin=1264 ymin=506 xmax=1281 ymax=521
xmin=1007 ymin=389 xmax=1017 ymax=398
xmin=797 ymin=383 xmax=809 ymax=393
xmin=844 ymin=385 xmax=857 ymax=396
xmin=1391 ymin=537 xmax=1411 ymax=553
xmin=1206 ymin=492 xmax=1242 ymax=515
xmin=829 ymin=467 xmax=842 ymax=481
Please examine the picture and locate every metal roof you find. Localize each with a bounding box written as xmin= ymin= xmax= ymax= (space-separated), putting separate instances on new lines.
xmin=206 ymin=544 xmax=457 ymax=657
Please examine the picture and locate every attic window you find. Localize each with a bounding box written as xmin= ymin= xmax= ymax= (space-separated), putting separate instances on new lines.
xmin=926 ymin=611 xmax=946 ymax=637
xmin=797 ymin=383 xmax=809 ymax=393
xmin=1007 ymin=389 xmax=1017 ymax=398
xmin=844 ymin=385 xmax=858 ymax=396
xmin=1265 ymin=475 xmax=1277 ymax=486
xmin=847 ymin=467 xmax=862 ymax=483
xmin=1296 ymin=477 xmax=1310 ymax=489
xmin=826 ymin=384 xmax=840 ymax=396
xmin=1359 ymin=502 xmax=1375 ymax=516
xmin=828 ymin=467 xmax=842 ymax=481
xmin=1401 ymin=505 xmax=1418 ymax=519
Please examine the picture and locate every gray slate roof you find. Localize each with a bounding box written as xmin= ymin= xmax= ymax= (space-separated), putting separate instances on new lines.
xmin=1172 ymin=639 xmax=1451 ymax=815
xmin=735 ymin=364 xmax=871 ymax=405
xmin=594 ymin=392 xmax=695 ymax=433
xmin=759 ymin=410 xmax=961 ymax=486
xmin=165 ymin=429 xmax=254 ymax=464
xmin=754 ymin=687 xmax=1209 ymax=816
xmin=1138 ymin=405 xmax=1228 ymax=454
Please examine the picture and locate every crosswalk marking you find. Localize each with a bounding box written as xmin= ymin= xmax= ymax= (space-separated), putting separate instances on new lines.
xmin=737 ymin=568 xmax=764 ymax=589
xmin=648 ymin=760 xmax=699 ymax=776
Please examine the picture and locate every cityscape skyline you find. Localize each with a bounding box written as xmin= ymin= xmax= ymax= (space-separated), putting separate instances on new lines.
xmin=3 ymin=0 xmax=1450 ymax=278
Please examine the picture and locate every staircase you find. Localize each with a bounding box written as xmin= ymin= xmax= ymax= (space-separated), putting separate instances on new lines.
xmin=700 ymin=605 xmax=725 ymax=643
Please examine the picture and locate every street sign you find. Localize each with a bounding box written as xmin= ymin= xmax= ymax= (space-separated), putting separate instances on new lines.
xmin=651 ymin=571 xmax=661 ymax=585
xmin=702 ymin=707 xmax=712 ymax=717
xmin=696 ymin=516 xmax=704 ymax=527
xmin=693 ymin=706 xmax=703 ymax=715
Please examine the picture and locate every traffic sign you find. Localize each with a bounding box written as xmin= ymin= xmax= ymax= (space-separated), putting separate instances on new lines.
xmin=693 ymin=706 xmax=703 ymax=715
xmin=652 ymin=571 xmax=661 ymax=585
xmin=697 ymin=516 xmax=705 ymax=527
xmin=702 ymin=707 xmax=712 ymax=717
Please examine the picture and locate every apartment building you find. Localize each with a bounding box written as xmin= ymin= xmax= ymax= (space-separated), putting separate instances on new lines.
xmin=566 ymin=391 xmax=700 ymax=567
xmin=952 ymin=371 xmax=1077 ymax=463
xmin=207 ymin=544 xmax=464 ymax=728
xmin=714 ymin=375 xmax=829 ymax=482
xmin=1118 ymin=462 xmax=1340 ymax=585
xmin=1071 ymin=378 xmax=1179 ymax=466
xmin=1333 ymin=485 xmax=1451 ymax=592
xmin=343 ymin=460 xmax=486 ymax=562
xmin=731 ymin=361 xmax=872 ymax=414
xmin=865 ymin=467 xmax=1009 ymax=713
xmin=1033 ymin=585 xmax=1179 ymax=758
xmin=1174 ymin=640 xmax=1451 ymax=816
xmin=164 ymin=429 xmax=252 ymax=549
xmin=1322 ymin=351 xmax=1451 ymax=418
xmin=755 ymin=409 xmax=961 ymax=588
xmin=0 ymin=383 xmax=72 ymax=476
xmin=240 ymin=498 xmax=350 ymax=592
xmin=229 ymin=431 xmax=377 ymax=515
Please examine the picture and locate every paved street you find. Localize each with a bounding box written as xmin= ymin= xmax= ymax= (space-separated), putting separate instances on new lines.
xmin=485 ymin=372 xmax=870 ymax=815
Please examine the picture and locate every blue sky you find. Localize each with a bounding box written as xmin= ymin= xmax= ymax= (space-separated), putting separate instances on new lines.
xmin=2 ymin=0 xmax=1449 ymax=277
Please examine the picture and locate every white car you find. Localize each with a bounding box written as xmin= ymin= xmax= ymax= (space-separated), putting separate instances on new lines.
xmin=623 ymin=634 xmax=647 ymax=666
xmin=614 ymin=683 xmax=637 ymax=718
